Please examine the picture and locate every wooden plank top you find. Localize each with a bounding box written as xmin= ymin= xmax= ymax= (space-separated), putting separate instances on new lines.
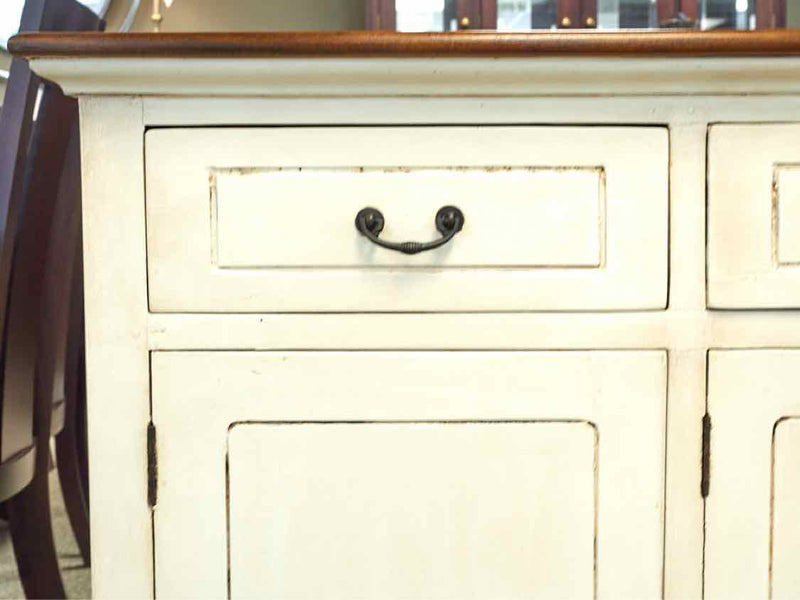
xmin=10 ymin=30 xmax=800 ymax=59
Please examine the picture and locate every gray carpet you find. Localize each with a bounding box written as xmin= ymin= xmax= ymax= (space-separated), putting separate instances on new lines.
xmin=0 ymin=468 xmax=91 ymax=599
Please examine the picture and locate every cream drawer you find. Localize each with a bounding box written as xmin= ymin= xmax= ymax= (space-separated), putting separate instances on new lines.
xmin=145 ymin=126 xmax=668 ymax=312
xmin=708 ymin=124 xmax=800 ymax=308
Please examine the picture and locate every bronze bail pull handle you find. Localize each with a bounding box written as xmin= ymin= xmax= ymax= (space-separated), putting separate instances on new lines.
xmin=354 ymin=206 xmax=465 ymax=255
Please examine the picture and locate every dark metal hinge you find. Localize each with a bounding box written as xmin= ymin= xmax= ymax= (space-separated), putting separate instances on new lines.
xmin=147 ymin=422 xmax=158 ymax=508
xmin=701 ymin=413 xmax=711 ymax=498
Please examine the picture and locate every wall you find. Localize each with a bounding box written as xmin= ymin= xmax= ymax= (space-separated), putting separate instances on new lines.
xmin=117 ymin=0 xmax=365 ymax=32
xmin=7 ymin=0 xmax=366 ymax=106
xmin=789 ymin=0 xmax=800 ymax=27
xmin=113 ymin=0 xmax=800 ymax=30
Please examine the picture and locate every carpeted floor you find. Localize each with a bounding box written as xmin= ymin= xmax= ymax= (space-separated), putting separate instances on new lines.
xmin=0 ymin=468 xmax=91 ymax=599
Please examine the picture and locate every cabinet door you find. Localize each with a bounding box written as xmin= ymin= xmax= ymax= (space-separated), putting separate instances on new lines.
xmin=706 ymin=350 xmax=800 ymax=599
xmin=151 ymin=351 xmax=666 ymax=599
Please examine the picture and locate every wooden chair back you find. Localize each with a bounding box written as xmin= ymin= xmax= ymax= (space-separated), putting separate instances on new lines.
xmin=0 ymin=0 xmax=101 ymax=500
xmin=0 ymin=0 xmax=103 ymax=596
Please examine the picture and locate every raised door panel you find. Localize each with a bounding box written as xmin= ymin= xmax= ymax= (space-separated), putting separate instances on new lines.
xmin=145 ymin=126 xmax=668 ymax=312
xmin=151 ymin=350 xmax=666 ymax=599
xmin=772 ymin=418 xmax=800 ymax=598
xmin=229 ymin=422 xmax=596 ymax=599
xmin=706 ymin=351 xmax=800 ymax=599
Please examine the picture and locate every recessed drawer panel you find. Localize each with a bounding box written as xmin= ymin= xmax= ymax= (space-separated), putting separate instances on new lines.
xmin=145 ymin=127 xmax=668 ymax=312
xmin=708 ymin=124 xmax=800 ymax=308
xmin=215 ymin=167 xmax=602 ymax=269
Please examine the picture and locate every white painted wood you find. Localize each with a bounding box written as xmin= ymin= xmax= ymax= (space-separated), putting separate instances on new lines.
xmin=229 ymin=421 xmax=596 ymax=600
xmin=146 ymin=311 xmax=800 ymax=350
xmin=708 ymin=124 xmax=800 ymax=308
xmin=706 ymin=350 xmax=800 ymax=599
xmin=141 ymin=95 xmax=800 ymax=128
xmin=772 ymin=418 xmax=800 ymax=599
xmin=146 ymin=126 xmax=667 ymax=312
xmin=661 ymin=124 xmax=708 ymax=600
xmin=142 ymin=104 xmax=710 ymax=600
xmin=27 ymin=56 xmax=800 ymax=97
xmin=77 ymin=90 xmax=732 ymax=600
xmin=35 ymin=60 xmax=797 ymax=600
xmin=78 ymin=96 xmax=153 ymax=599
xmin=152 ymin=350 xmax=666 ymax=600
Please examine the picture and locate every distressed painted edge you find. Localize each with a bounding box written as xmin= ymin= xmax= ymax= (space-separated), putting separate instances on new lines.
xmin=25 ymin=56 xmax=800 ymax=97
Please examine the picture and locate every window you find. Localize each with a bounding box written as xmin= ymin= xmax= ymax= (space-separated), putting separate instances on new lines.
xmin=367 ymin=0 xmax=783 ymax=29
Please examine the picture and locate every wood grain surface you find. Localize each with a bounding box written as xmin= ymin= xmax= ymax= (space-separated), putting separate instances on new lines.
xmin=10 ymin=30 xmax=800 ymax=58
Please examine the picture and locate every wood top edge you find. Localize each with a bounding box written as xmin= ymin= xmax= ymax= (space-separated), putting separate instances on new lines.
xmin=11 ymin=30 xmax=800 ymax=58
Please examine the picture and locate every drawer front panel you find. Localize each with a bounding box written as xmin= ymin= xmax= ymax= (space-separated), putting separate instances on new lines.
xmin=152 ymin=350 xmax=667 ymax=599
xmin=708 ymin=124 xmax=800 ymax=308
xmin=145 ymin=126 xmax=668 ymax=312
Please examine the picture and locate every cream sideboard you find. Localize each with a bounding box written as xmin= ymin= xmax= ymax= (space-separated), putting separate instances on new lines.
xmin=11 ymin=30 xmax=800 ymax=600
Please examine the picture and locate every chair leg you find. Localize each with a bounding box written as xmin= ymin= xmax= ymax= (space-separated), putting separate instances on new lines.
xmin=56 ymin=419 xmax=90 ymax=566
xmin=57 ymin=251 xmax=90 ymax=566
xmin=75 ymin=359 xmax=89 ymax=507
xmin=5 ymin=437 xmax=66 ymax=599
